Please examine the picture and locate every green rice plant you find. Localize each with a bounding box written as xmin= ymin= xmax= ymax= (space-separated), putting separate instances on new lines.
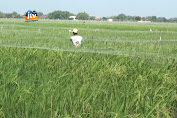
xmin=0 ymin=19 xmax=176 ymax=118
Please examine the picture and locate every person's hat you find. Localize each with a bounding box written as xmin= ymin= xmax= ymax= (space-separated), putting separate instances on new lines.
xmin=73 ymin=28 xmax=78 ymax=33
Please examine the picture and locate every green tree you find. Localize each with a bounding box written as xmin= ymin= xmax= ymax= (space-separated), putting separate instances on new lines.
xmin=48 ymin=10 xmax=74 ymax=19
xmin=127 ymin=16 xmax=135 ymax=21
xmin=156 ymin=17 xmax=167 ymax=22
xmin=5 ymin=13 xmax=12 ymax=18
xmin=151 ymin=16 xmax=157 ymax=22
xmin=168 ymin=18 xmax=177 ymax=23
xmin=77 ymin=12 xmax=89 ymax=20
xmin=146 ymin=16 xmax=157 ymax=22
xmin=102 ymin=17 xmax=107 ymax=21
xmin=17 ymin=14 xmax=22 ymax=18
xmin=11 ymin=11 xmax=18 ymax=18
xmin=135 ymin=16 xmax=141 ymax=21
xmin=90 ymin=16 xmax=95 ymax=20
xmin=117 ymin=14 xmax=127 ymax=21
xmin=38 ymin=12 xmax=44 ymax=17
xmin=0 ymin=11 xmax=4 ymax=18
xmin=109 ymin=16 xmax=117 ymax=21
xmin=11 ymin=11 xmax=22 ymax=18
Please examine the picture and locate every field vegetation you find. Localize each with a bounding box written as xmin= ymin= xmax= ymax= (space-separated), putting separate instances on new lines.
xmin=0 ymin=19 xmax=177 ymax=118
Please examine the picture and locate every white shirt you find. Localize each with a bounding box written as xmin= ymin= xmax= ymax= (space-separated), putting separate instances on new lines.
xmin=70 ymin=35 xmax=83 ymax=46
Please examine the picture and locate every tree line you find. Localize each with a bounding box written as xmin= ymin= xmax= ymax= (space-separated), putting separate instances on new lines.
xmin=0 ymin=11 xmax=177 ymax=23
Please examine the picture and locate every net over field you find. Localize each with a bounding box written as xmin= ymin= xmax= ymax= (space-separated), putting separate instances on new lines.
xmin=0 ymin=19 xmax=177 ymax=118
xmin=0 ymin=20 xmax=177 ymax=59
xmin=0 ymin=21 xmax=177 ymax=58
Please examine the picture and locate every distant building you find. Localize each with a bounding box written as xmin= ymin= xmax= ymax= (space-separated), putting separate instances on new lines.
xmin=95 ymin=17 xmax=100 ymax=20
xmin=138 ymin=19 xmax=151 ymax=23
xmin=107 ymin=19 xmax=113 ymax=22
xmin=69 ymin=16 xmax=77 ymax=20
xmin=40 ymin=15 xmax=47 ymax=19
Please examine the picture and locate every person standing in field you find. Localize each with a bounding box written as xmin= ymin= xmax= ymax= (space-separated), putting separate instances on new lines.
xmin=70 ymin=28 xmax=83 ymax=46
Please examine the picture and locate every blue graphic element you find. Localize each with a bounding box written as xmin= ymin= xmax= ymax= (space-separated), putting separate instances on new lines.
xmin=26 ymin=10 xmax=38 ymax=17
xmin=26 ymin=10 xmax=32 ymax=16
xmin=25 ymin=10 xmax=38 ymax=22
xmin=32 ymin=11 xmax=38 ymax=16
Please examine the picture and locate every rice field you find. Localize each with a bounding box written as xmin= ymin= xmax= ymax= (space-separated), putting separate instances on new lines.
xmin=0 ymin=19 xmax=177 ymax=118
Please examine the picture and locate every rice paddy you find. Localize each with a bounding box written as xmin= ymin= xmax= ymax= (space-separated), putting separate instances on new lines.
xmin=0 ymin=19 xmax=177 ymax=118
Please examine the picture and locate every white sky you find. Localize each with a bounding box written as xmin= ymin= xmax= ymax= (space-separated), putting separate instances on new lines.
xmin=0 ymin=0 xmax=177 ymax=18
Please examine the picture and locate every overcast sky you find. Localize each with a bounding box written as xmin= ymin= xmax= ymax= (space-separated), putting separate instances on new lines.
xmin=0 ymin=0 xmax=177 ymax=18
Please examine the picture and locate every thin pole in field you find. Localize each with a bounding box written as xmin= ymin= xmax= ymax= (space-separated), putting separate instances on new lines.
xmin=53 ymin=27 xmax=55 ymax=31
xmin=1 ymin=26 xmax=3 ymax=31
xmin=12 ymin=24 xmax=15 ymax=30
xmin=12 ymin=19 xmax=16 ymax=30
xmin=159 ymin=30 xmax=162 ymax=41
